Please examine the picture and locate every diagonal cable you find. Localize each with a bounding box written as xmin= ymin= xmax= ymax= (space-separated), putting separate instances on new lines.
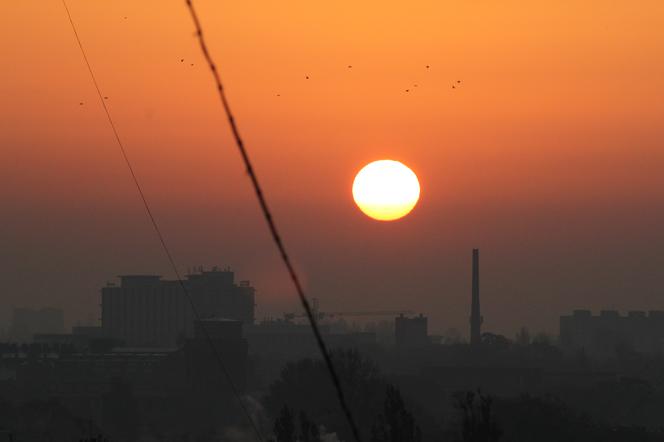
xmin=60 ymin=1 xmax=265 ymax=440
xmin=184 ymin=1 xmax=363 ymax=441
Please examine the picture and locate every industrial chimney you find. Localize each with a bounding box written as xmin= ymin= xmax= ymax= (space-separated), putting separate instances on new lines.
xmin=470 ymin=248 xmax=482 ymax=346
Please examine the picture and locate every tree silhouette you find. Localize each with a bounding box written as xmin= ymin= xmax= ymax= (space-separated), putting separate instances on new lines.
xmin=454 ymin=390 xmax=501 ymax=442
xmin=480 ymin=333 xmax=511 ymax=350
xmin=299 ymin=411 xmax=321 ymax=442
xmin=264 ymin=349 xmax=385 ymax=441
xmin=371 ymin=385 xmax=422 ymax=442
xmin=514 ymin=327 xmax=531 ymax=346
xmin=0 ymin=397 xmax=98 ymax=442
xmin=102 ymin=377 xmax=139 ymax=442
xmin=274 ymin=406 xmax=296 ymax=442
xmin=272 ymin=406 xmax=321 ymax=442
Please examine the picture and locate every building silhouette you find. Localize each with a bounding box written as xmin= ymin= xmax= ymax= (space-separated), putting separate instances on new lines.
xmin=10 ymin=317 xmax=249 ymax=434
xmin=185 ymin=318 xmax=248 ymax=393
xmin=9 ymin=307 xmax=64 ymax=342
xmin=101 ymin=267 xmax=255 ymax=347
xmin=560 ymin=309 xmax=664 ymax=357
xmin=243 ymin=317 xmax=379 ymax=383
xmin=395 ymin=313 xmax=429 ymax=348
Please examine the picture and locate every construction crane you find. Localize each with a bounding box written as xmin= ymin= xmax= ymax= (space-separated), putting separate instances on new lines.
xmin=283 ymin=298 xmax=414 ymax=322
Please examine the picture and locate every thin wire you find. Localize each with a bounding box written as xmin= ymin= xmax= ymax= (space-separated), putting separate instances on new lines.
xmin=184 ymin=2 xmax=363 ymax=441
xmin=60 ymin=2 xmax=265 ymax=440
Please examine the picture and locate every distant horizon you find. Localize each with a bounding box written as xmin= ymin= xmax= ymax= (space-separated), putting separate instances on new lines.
xmin=3 ymin=260 xmax=663 ymax=341
xmin=3 ymin=0 xmax=664 ymax=344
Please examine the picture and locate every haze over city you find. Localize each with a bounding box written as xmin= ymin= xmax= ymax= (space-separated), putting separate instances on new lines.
xmin=3 ymin=0 xmax=664 ymax=338
xmin=2 ymin=1 xmax=664 ymax=441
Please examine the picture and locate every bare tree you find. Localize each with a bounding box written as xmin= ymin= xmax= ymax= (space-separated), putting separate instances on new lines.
xmin=454 ymin=390 xmax=501 ymax=442
xmin=371 ymin=385 xmax=422 ymax=442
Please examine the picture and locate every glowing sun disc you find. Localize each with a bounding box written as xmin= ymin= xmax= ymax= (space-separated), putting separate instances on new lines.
xmin=352 ymin=160 xmax=420 ymax=221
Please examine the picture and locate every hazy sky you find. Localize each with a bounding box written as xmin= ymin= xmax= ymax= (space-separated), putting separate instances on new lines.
xmin=2 ymin=0 xmax=664 ymax=337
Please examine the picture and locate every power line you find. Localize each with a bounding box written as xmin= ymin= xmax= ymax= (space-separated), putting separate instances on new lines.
xmin=60 ymin=2 xmax=265 ymax=440
xmin=184 ymin=2 xmax=363 ymax=441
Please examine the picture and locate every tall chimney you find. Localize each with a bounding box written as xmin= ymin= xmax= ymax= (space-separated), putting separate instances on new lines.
xmin=470 ymin=248 xmax=482 ymax=346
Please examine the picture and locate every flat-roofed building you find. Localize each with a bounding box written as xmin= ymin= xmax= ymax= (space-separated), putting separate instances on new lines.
xmin=395 ymin=313 xmax=429 ymax=349
xmin=560 ymin=309 xmax=664 ymax=357
xmin=9 ymin=307 xmax=65 ymax=342
xmin=101 ymin=267 xmax=255 ymax=347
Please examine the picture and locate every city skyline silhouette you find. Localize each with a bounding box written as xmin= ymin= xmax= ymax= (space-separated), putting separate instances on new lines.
xmin=2 ymin=1 xmax=664 ymax=441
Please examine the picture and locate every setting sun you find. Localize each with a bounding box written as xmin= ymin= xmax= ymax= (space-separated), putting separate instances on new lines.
xmin=352 ymin=160 xmax=420 ymax=221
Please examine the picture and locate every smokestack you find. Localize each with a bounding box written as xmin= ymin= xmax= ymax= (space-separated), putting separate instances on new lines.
xmin=470 ymin=248 xmax=482 ymax=346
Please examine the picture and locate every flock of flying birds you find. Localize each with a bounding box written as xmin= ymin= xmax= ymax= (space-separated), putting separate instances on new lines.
xmin=76 ymin=15 xmax=463 ymax=105
xmin=78 ymin=58 xmax=462 ymax=105
xmin=276 ymin=64 xmax=463 ymax=97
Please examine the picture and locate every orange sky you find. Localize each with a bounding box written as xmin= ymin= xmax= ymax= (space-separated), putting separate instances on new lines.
xmin=2 ymin=0 xmax=664 ymax=337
